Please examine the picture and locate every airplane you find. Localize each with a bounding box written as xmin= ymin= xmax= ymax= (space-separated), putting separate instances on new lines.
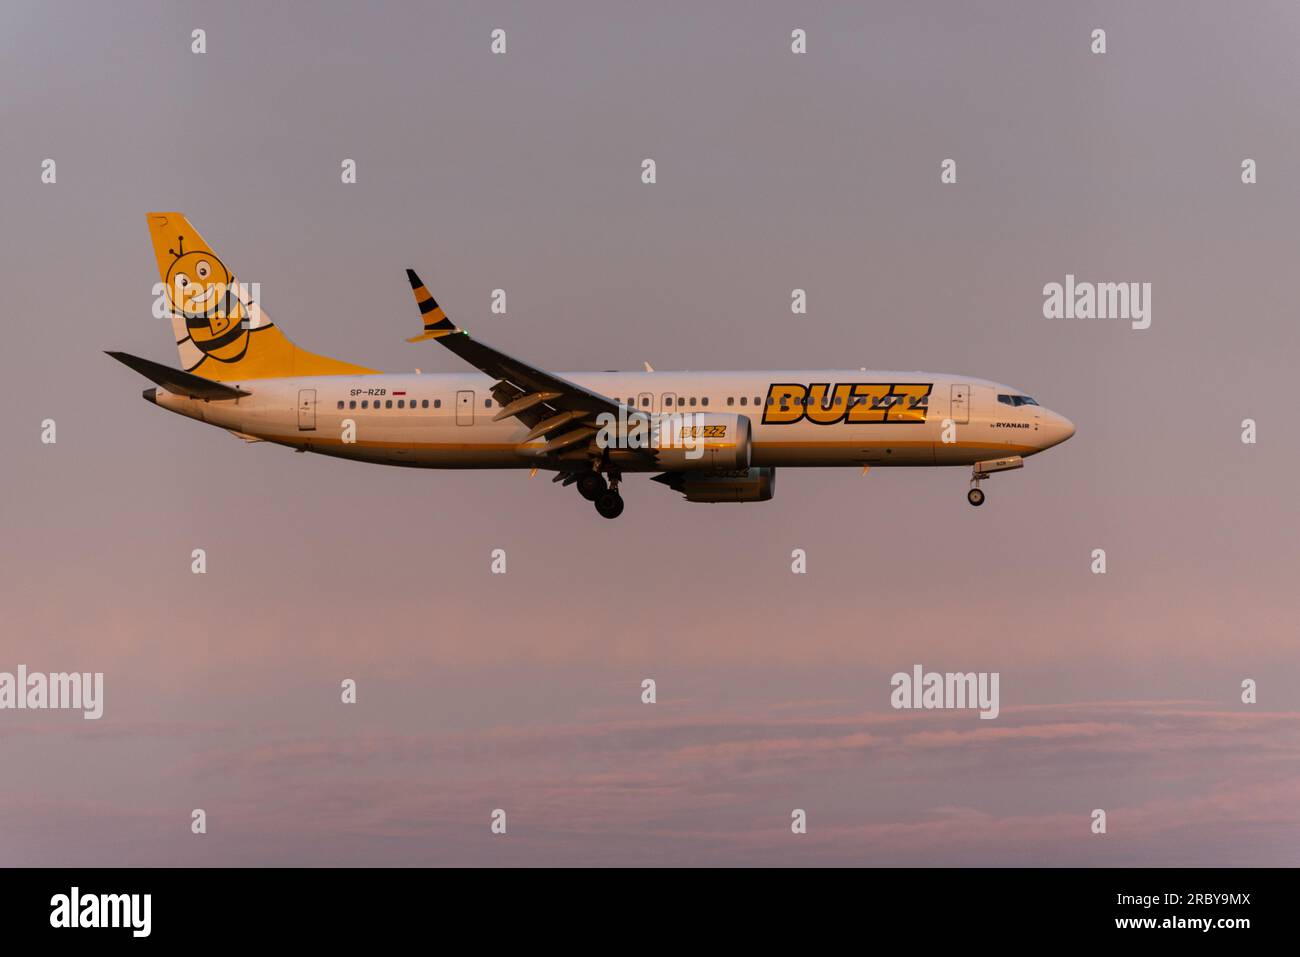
xmin=108 ymin=213 xmax=1075 ymax=519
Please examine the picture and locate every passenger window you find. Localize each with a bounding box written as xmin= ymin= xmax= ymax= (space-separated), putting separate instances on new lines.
xmin=727 ymin=397 xmax=734 ymax=406
xmin=702 ymin=397 xmax=709 ymax=407
xmin=756 ymin=397 xmax=762 ymax=406
xmin=349 ymin=400 xmax=357 ymax=409
xmin=739 ymin=396 xmax=747 ymax=406
xmin=361 ymin=400 xmax=368 ymax=409
xmin=689 ymin=397 xmax=697 ymax=407
xmin=485 ymin=399 xmax=492 ymax=408
xmin=396 ymin=399 xmax=404 ymax=408
xmin=336 ymin=400 xmax=344 ymax=409
xmin=385 ymin=400 xmax=392 ymax=409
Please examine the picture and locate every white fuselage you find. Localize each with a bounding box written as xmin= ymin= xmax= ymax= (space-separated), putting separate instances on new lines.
xmin=147 ymin=369 xmax=1076 ymax=471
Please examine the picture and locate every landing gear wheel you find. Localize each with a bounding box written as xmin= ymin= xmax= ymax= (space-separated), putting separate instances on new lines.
xmin=967 ymin=487 xmax=985 ymax=507
xmin=577 ymin=472 xmax=607 ymax=501
xmin=595 ymin=489 xmax=625 ymax=519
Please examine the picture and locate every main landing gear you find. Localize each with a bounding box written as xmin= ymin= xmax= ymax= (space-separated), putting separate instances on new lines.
xmin=967 ymin=486 xmax=985 ymax=507
xmin=576 ymin=465 xmax=625 ymax=518
xmin=576 ymin=471 xmax=606 ymax=501
xmin=595 ymin=487 xmax=625 ymax=519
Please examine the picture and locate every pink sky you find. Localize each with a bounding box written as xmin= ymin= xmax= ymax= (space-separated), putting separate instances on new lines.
xmin=2 ymin=1 xmax=1298 ymax=865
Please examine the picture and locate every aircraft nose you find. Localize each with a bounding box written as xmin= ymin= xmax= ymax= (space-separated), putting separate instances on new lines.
xmin=1044 ymin=411 xmax=1075 ymax=447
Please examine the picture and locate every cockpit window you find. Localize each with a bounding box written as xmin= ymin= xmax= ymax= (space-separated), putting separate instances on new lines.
xmin=997 ymin=394 xmax=1039 ymax=407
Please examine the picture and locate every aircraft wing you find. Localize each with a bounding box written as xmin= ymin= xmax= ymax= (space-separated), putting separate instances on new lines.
xmin=403 ymin=269 xmax=634 ymax=459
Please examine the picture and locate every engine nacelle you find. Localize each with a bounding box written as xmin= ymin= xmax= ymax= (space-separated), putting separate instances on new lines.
xmin=654 ymin=413 xmax=751 ymax=471
xmin=604 ymin=412 xmax=751 ymax=471
xmin=654 ymin=467 xmax=776 ymax=503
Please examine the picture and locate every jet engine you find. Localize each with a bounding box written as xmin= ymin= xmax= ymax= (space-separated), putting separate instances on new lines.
xmin=652 ymin=467 xmax=776 ymax=502
xmin=607 ymin=412 xmax=751 ymax=471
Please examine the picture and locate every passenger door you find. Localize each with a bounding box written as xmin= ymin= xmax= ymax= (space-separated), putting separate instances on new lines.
xmin=456 ymin=390 xmax=475 ymax=426
xmin=950 ymin=384 xmax=970 ymax=425
xmin=297 ymin=389 xmax=316 ymax=431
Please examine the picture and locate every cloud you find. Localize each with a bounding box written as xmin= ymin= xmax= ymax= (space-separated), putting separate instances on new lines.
xmin=6 ymin=699 xmax=1295 ymax=865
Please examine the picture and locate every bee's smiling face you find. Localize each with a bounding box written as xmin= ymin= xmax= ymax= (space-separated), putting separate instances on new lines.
xmin=166 ymin=250 xmax=246 ymax=350
xmin=167 ymin=251 xmax=230 ymax=316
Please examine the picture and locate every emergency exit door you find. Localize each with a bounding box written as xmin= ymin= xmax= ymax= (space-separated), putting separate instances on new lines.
xmin=950 ymin=384 xmax=969 ymax=425
xmin=297 ymin=389 xmax=316 ymax=430
xmin=456 ymin=390 xmax=475 ymax=425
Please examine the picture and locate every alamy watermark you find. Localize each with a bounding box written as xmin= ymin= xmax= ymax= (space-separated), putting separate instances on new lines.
xmin=890 ymin=664 xmax=999 ymax=719
xmin=50 ymin=887 xmax=150 ymax=937
xmin=0 ymin=666 xmax=103 ymax=719
xmin=1043 ymin=274 xmax=1151 ymax=330
xmin=594 ymin=408 xmax=708 ymax=458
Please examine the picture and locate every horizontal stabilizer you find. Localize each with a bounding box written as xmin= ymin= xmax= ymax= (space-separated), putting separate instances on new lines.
xmin=105 ymin=351 xmax=251 ymax=399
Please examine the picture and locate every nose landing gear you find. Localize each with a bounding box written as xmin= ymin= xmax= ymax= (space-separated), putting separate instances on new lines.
xmin=965 ymin=455 xmax=1024 ymax=507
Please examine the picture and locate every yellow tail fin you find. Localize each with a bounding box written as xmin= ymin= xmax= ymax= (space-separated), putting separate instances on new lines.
xmin=147 ymin=213 xmax=375 ymax=380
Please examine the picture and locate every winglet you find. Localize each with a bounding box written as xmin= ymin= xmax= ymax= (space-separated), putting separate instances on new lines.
xmin=405 ymin=269 xmax=461 ymax=342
